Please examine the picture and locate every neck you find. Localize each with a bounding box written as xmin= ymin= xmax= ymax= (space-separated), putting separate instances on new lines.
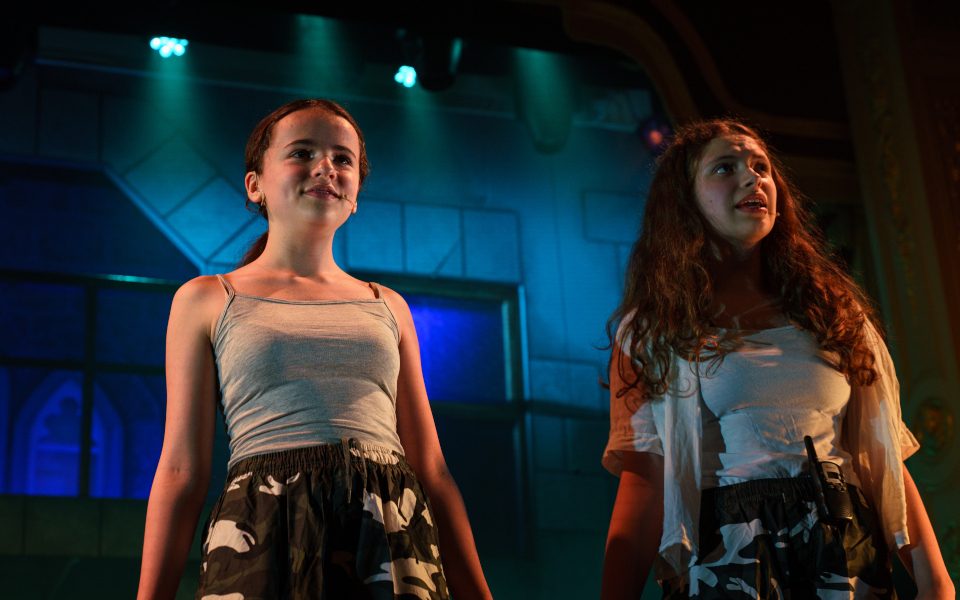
xmin=256 ymin=225 xmax=342 ymax=276
xmin=705 ymin=240 xmax=789 ymax=329
xmin=707 ymin=241 xmax=765 ymax=294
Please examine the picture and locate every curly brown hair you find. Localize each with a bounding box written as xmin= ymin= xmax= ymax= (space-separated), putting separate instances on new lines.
xmin=240 ymin=98 xmax=370 ymax=266
xmin=609 ymin=118 xmax=881 ymax=400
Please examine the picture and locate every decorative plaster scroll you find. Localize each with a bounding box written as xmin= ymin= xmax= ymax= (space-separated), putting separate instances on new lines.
xmin=907 ymin=376 xmax=959 ymax=491
xmin=912 ymin=397 xmax=955 ymax=463
xmin=931 ymin=94 xmax=960 ymax=269
xmin=558 ymin=1 xmax=700 ymax=123
xmin=941 ymin=521 xmax=960 ymax=582
xmin=651 ymin=0 xmax=849 ymax=141
xmin=854 ymin=22 xmax=917 ymax=308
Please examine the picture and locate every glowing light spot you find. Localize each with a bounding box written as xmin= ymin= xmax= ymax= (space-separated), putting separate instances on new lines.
xmin=150 ymin=36 xmax=188 ymax=59
xmin=394 ymin=65 xmax=417 ymax=88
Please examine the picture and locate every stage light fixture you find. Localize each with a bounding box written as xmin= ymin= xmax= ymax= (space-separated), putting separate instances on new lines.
xmin=395 ymin=29 xmax=462 ymax=92
xmin=417 ymin=35 xmax=461 ymax=92
xmin=150 ymin=37 xmax=188 ymax=58
xmin=394 ymin=65 xmax=417 ymax=88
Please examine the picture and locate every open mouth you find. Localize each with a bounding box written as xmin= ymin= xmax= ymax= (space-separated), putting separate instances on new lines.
xmin=735 ymin=195 xmax=767 ymax=211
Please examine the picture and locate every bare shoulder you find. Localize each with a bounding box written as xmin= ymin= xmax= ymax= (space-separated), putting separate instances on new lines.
xmin=174 ymin=275 xmax=226 ymax=306
xmin=170 ymin=275 xmax=229 ymax=336
xmin=375 ymin=284 xmax=414 ymax=337
xmin=377 ymin=283 xmax=411 ymax=311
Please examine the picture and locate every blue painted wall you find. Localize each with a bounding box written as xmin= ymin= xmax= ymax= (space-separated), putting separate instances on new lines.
xmin=0 ymin=27 xmax=661 ymax=598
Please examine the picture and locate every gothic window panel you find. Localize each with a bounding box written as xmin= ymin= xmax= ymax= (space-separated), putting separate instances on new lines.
xmin=95 ymin=289 xmax=174 ymax=367
xmin=91 ymin=374 xmax=165 ymax=499
xmin=8 ymin=370 xmax=84 ymax=496
xmin=0 ymin=282 xmax=85 ymax=361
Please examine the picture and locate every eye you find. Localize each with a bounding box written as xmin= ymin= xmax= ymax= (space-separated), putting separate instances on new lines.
xmin=289 ymin=148 xmax=312 ymax=160
xmin=713 ymin=162 xmax=734 ymax=175
xmin=334 ymin=154 xmax=354 ymax=167
xmin=753 ymin=161 xmax=770 ymax=175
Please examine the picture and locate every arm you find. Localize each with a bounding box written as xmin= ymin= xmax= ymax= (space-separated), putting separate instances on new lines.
xmin=137 ymin=277 xmax=221 ymax=600
xmin=601 ymin=347 xmax=664 ymax=600
xmin=602 ymin=450 xmax=664 ymax=599
xmin=897 ymin=464 xmax=955 ymax=599
xmin=383 ymin=288 xmax=492 ymax=600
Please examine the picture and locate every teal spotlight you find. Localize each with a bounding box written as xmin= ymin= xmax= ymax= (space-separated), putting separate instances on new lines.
xmin=394 ymin=65 xmax=417 ymax=88
xmin=150 ymin=36 xmax=188 ymax=58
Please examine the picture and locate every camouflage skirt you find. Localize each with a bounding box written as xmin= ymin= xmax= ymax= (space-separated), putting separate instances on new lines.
xmin=196 ymin=439 xmax=448 ymax=600
xmin=663 ymin=476 xmax=895 ymax=599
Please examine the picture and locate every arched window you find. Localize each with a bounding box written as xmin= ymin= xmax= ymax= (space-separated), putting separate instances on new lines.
xmin=11 ymin=373 xmax=123 ymax=496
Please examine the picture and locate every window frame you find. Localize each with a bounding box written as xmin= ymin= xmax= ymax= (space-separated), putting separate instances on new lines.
xmin=0 ymin=268 xmax=177 ymax=497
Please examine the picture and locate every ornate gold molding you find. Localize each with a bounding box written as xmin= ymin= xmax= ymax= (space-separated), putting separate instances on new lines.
xmin=855 ymin=41 xmax=918 ymax=307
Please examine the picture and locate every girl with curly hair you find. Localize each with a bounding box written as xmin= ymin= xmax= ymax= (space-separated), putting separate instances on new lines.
xmin=600 ymin=119 xmax=952 ymax=599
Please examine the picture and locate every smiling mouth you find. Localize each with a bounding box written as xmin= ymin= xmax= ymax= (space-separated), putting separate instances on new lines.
xmin=306 ymin=187 xmax=346 ymax=200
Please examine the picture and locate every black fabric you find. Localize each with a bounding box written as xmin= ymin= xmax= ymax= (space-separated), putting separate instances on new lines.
xmin=196 ymin=440 xmax=448 ymax=600
xmin=662 ymin=476 xmax=895 ymax=599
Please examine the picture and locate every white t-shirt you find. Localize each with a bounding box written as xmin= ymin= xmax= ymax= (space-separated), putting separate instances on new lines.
xmin=602 ymin=320 xmax=919 ymax=584
xmin=698 ymin=325 xmax=854 ymax=488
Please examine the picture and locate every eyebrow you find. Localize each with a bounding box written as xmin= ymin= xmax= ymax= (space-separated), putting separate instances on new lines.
xmin=706 ymin=154 xmax=737 ymax=163
xmin=283 ymin=139 xmax=357 ymax=157
xmin=704 ymin=152 xmax=770 ymax=166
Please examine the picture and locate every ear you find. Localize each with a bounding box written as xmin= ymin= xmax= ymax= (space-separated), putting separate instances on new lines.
xmin=244 ymin=171 xmax=263 ymax=205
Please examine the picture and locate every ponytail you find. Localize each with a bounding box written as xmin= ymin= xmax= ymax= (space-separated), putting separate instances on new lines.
xmin=239 ymin=231 xmax=268 ymax=266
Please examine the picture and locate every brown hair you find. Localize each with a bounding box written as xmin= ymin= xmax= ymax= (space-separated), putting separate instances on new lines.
xmin=610 ymin=118 xmax=881 ymax=400
xmin=240 ymin=99 xmax=370 ymax=265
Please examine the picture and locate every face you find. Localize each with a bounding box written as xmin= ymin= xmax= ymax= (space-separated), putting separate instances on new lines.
xmin=245 ymin=107 xmax=361 ymax=231
xmin=693 ymin=134 xmax=778 ymax=255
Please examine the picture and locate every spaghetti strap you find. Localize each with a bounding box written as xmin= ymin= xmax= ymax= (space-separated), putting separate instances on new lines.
xmin=215 ymin=274 xmax=236 ymax=298
xmin=368 ymin=281 xmax=382 ymax=299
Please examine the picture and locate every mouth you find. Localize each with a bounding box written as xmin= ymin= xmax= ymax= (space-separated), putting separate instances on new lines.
xmin=735 ymin=194 xmax=767 ymax=212
xmin=305 ymin=186 xmax=345 ymax=200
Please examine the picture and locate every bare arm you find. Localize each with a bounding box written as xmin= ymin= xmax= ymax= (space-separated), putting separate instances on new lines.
xmin=137 ymin=277 xmax=221 ymax=600
xmin=601 ymin=347 xmax=664 ymax=599
xmin=384 ymin=288 xmax=492 ymax=600
xmin=897 ymin=464 xmax=955 ymax=599
xmin=602 ymin=451 xmax=664 ymax=599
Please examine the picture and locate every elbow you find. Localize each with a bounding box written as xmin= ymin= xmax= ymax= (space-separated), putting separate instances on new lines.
xmin=150 ymin=464 xmax=211 ymax=505
xmin=413 ymin=460 xmax=457 ymax=497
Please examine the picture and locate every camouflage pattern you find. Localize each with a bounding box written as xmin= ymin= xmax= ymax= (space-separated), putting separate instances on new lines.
xmin=663 ymin=477 xmax=895 ymax=599
xmin=196 ymin=440 xmax=448 ymax=600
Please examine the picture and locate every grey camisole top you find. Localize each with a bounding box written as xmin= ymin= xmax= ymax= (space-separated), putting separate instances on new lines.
xmin=213 ymin=275 xmax=405 ymax=467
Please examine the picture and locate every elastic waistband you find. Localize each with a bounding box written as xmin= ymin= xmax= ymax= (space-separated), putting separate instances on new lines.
xmin=703 ymin=475 xmax=861 ymax=510
xmin=227 ymin=438 xmax=405 ymax=479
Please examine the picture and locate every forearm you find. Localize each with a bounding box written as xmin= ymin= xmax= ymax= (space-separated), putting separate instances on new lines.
xmin=137 ymin=467 xmax=209 ymax=600
xmin=601 ymin=472 xmax=663 ymax=600
xmin=897 ymin=465 xmax=954 ymax=598
xmin=421 ymin=469 xmax=492 ymax=600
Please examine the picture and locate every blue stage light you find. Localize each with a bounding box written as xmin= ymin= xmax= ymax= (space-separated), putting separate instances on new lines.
xmin=394 ymin=65 xmax=417 ymax=88
xmin=150 ymin=36 xmax=188 ymax=58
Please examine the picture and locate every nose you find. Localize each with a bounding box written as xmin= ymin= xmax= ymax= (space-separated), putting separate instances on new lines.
xmin=313 ymin=156 xmax=335 ymax=178
xmin=742 ymin=167 xmax=763 ymax=188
